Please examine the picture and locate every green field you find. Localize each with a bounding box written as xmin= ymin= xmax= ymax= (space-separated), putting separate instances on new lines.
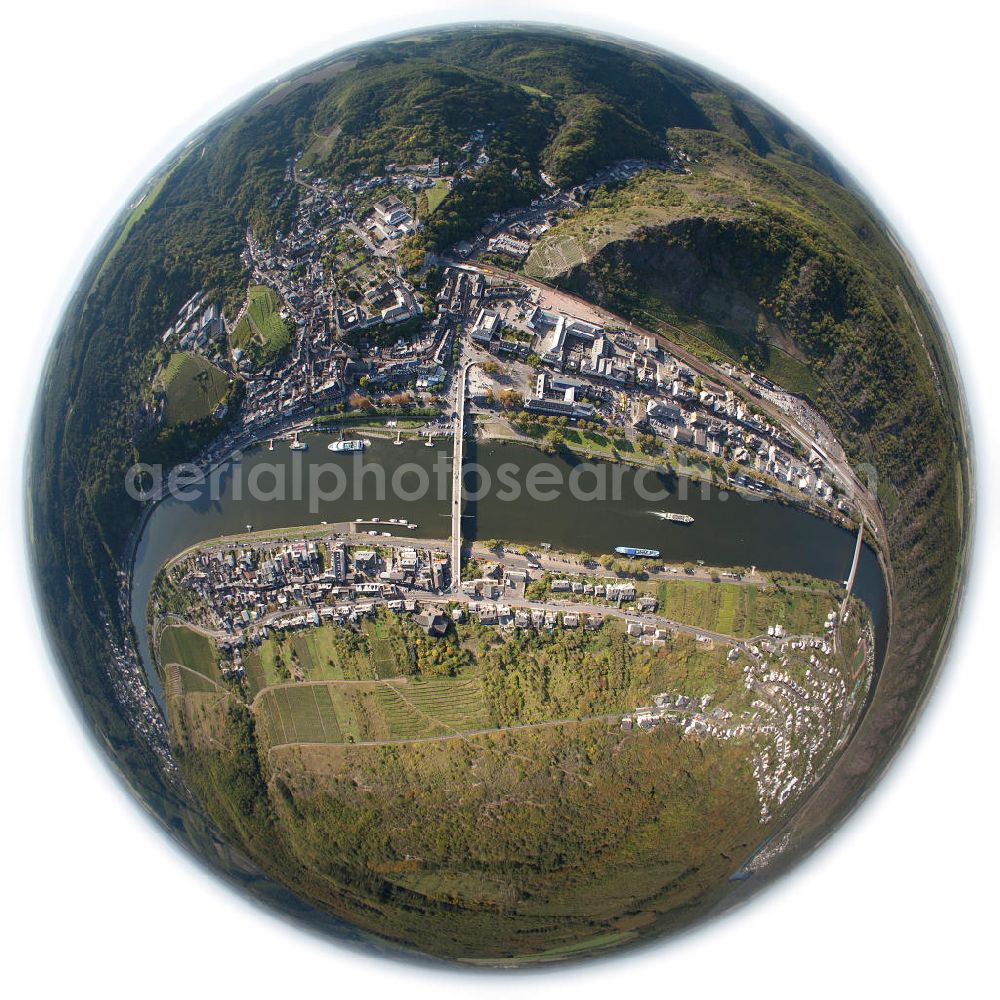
xmin=160 ymin=352 xmax=231 ymax=425
xmin=384 ymin=674 xmax=490 ymax=733
xmin=298 ymin=124 xmax=342 ymax=172
xmin=226 ymin=610 xmax=752 ymax=748
xmin=849 ymin=635 xmax=869 ymax=679
xmin=243 ymin=611 xmax=422 ymax=695
xmin=243 ymin=624 xmax=374 ymax=693
xmin=230 ymin=285 xmax=291 ymax=368
xmin=237 ymin=582 xmax=849 ymax=750
xmin=424 ymin=178 xmax=450 ymax=214
xmin=515 ymin=419 xmax=632 ymax=459
xmin=258 ymin=684 xmax=344 ymax=744
xmin=169 ymin=667 xmax=222 ymax=696
xmin=655 ymin=578 xmax=836 ymax=637
xmin=160 ymin=575 xmax=824 ymax=746
xmin=256 ymin=674 xmax=490 ymax=746
xmin=158 ymin=624 xmax=224 ymax=695
xmin=363 ymin=616 xmax=413 ymax=678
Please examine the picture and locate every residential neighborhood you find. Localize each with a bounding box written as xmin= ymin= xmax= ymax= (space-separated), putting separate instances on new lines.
xmin=619 ymin=621 xmax=873 ymax=822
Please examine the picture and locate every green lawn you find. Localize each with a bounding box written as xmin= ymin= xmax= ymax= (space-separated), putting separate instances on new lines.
xmin=516 ymin=421 xmax=632 ymax=459
xmin=161 ymin=352 xmax=231 ymax=425
xmin=230 ymin=285 xmax=291 ymax=368
xmin=424 ymin=178 xmax=450 ymax=214
xmin=562 ymin=426 xmax=634 ymax=456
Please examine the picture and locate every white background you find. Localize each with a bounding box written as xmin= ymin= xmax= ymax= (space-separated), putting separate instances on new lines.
xmin=2 ymin=1 xmax=996 ymax=995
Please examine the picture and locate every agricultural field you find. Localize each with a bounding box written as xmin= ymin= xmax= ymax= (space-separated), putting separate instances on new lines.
xmin=230 ymin=285 xmax=291 ymax=368
xmin=255 ymin=673 xmax=491 ymax=747
xmin=298 ymin=124 xmax=342 ymax=172
xmin=258 ymin=683 xmax=344 ymax=745
xmin=243 ymin=612 xmax=430 ymax=698
xmin=158 ymin=624 xmax=219 ymax=677
xmin=363 ymin=615 xmax=414 ymax=678
xmin=383 ymin=674 xmax=490 ymax=733
xmin=233 ymin=611 xmax=754 ymax=752
xmin=158 ymin=624 xmax=224 ymax=696
xmin=242 ymin=624 xmax=373 ymax=694
xmin=524 ymin=203 xmax=678 ymax=282
xmin=655 ymin=578 xmax=837 ymax=638
xmin=524 ymin=231 xmax=588 ymax=280
xmin=159 ymin=352 xmax=231 ymax=425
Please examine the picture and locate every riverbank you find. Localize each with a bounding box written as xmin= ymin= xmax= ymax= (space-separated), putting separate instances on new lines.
xmin=127 ymin=432 xmax=890 ymax=705
xmin=475 ymin=419 xmax=866 ymax=540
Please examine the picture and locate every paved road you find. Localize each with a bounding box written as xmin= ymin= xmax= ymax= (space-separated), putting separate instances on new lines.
xmin=451 ymin=358 xmax=476 ymax=592
xmin=417 ymin=591 xmax=743 ymax=646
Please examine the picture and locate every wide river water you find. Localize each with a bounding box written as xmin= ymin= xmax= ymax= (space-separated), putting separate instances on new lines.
xmin=131 ymin=433 xmax=887 ymax=702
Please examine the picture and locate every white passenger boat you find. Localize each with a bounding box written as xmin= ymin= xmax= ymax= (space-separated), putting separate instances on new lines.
xmin=328 ymin=439 xmax=367 ymax=452
xmin=651 ymin=510 xmax=694 ymax=524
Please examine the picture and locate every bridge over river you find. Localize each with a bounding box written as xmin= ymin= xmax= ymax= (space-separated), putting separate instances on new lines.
xmin=450 ymin=359 xmax=476 ymax=592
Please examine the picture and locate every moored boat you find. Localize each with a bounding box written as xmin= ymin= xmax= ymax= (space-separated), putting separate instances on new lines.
xmin=614 ymin=546 xmax=660 ymax=558
xmin=328 ymin=439 xmax=366 ymax=452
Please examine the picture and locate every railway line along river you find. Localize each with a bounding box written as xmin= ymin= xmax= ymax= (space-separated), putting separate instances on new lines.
xmin=130 ymin=433 xmax=888 ymax=701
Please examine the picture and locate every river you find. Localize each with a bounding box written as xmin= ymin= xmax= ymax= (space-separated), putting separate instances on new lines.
xmin=131 ymin=433 xmax=887 ymax=702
